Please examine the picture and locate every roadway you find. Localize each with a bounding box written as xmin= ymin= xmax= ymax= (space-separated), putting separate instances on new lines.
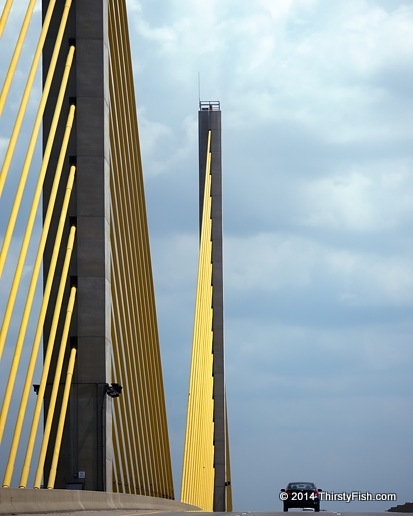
xmin=15 ymin=509 xmax=396 ymax=516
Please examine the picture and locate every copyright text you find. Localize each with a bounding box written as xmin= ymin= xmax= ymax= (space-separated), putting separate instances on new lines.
xmin=319 ymin=491 xmax=397 ymax=503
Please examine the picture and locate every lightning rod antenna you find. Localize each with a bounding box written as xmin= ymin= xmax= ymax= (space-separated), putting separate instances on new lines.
xmin=198 ymin=71 xmax=201 ymax=107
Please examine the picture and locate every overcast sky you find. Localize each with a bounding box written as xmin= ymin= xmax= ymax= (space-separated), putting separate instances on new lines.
xmin=126 ymin=0 xmax=413 ymax=511
xmin=1 ymin=0 xmax=413 ymax=512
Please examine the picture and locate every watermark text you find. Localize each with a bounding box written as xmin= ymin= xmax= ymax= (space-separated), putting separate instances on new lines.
xmin=319 ymin=491 xmax=397 ymax=503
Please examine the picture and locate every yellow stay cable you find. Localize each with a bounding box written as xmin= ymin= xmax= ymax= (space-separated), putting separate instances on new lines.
xmin=47 ymin=345 xmax=77 ymax=489
xmin=108 ymin=24 xmax=143 ymax=493
xmin=0 ymin=2 xmax=73 ymax=274
xmin=0 ymin=0 xmax=37 ymax=116
xmin=34 ymin=283 xmax=77 ymax=489
xmin=0 ymin=47 xmax=75 ymax=363
xmin=182 ymin=133 xmax=214 ymax=509
xmin=0 ymin=0 xmax=58 ymax=197
xmin=0 ymin=0 xmax=13 ymax=38
xmin=2 ymin=106 xmax=76 ymax=486
xmin=19 ymin=166 xmax=76 ymax=488
xmin=0 ymin=173 xmax=75 ymax=449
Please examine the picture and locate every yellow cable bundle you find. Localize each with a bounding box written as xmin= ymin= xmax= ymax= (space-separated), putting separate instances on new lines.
xmin=181 ymin=131 xmax=215 ymax=511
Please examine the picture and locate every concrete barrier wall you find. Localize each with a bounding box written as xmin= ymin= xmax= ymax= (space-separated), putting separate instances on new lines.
xmin=0 ymin=488 xmax=200 ymax=514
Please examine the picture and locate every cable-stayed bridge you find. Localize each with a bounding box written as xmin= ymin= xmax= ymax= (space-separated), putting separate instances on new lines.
xmin=0 ymin=1 xmax=231 ymax=512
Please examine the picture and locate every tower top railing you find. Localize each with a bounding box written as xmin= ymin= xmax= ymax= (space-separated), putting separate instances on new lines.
xmin=199 ymin=100 xmax=220 ymax=111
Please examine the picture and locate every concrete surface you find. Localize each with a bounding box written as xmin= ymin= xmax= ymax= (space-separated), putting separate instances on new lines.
xmin=0 ymin=488 xmax=199 ymax=514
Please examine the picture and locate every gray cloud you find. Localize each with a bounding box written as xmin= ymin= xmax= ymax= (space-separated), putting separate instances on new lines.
xmin=1 ymin=0 xmax=412 ymax=510
xmin=129 ymin=0 xmax=413 ymax=510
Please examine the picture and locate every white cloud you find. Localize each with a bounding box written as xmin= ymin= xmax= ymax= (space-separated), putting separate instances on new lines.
xmin=225 ymin=233 xmax=315 ymax=292
xmin=138 ymin=110 xmax=198 ymax=178
xmin=219 ymin=1 xmax=413 ymax=139
xmin=135 ymin=17 xmax=178 ymax=48
xmin=226 ymin=231 xmax=413 ymax=308
xmin=300 ymin=162 xmax=413 ymax=232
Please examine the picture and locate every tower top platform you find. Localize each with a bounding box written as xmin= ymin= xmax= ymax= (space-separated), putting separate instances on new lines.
xmin=199 ymin=100 xmax=220 ymax=111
